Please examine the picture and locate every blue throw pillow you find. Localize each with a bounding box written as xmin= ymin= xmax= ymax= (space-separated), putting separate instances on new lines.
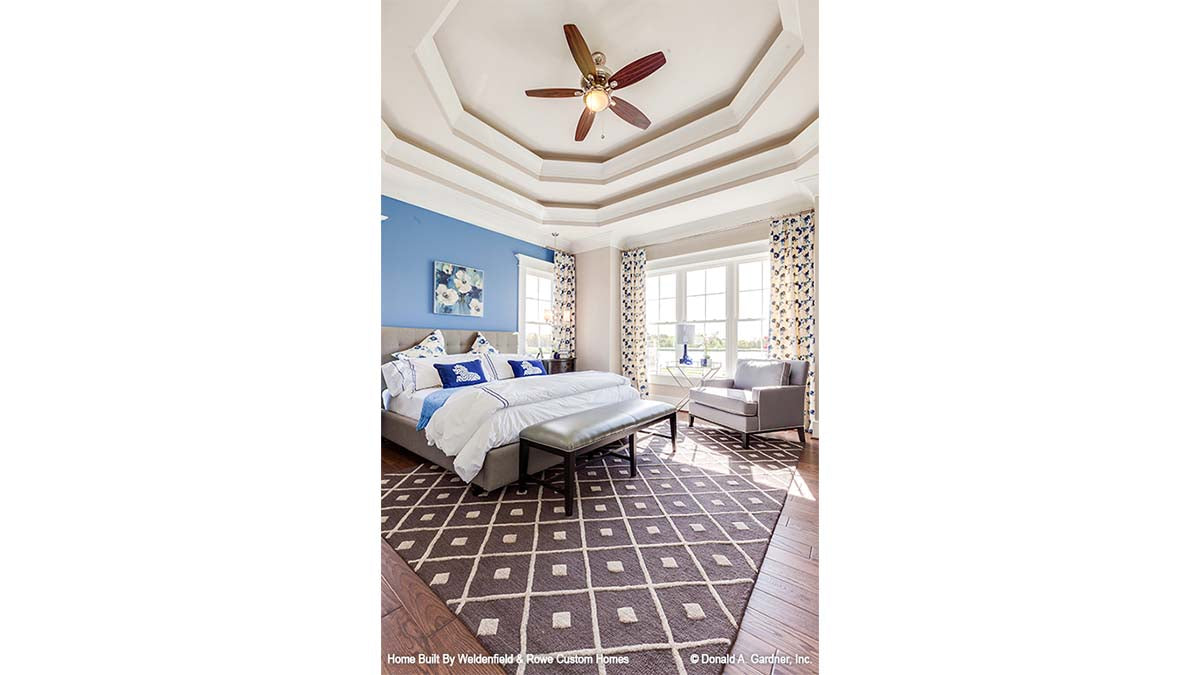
xmin=508 ymin=359 xmax=547 ymax=377
xmin=433 ymin=359 xmax=488 ymax=388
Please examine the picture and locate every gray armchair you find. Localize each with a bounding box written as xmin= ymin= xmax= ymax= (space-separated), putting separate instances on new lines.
xmin=688 ymin=359 xmax=810 ymax=448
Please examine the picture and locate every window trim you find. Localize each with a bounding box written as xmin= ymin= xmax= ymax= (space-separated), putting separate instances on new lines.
xmin=515 ymin=253 xmax=554 ymax=355
xmin=645 ymin=240 xmax=768 ymax=275
xmin=645 ymin=247 xmax=770 ymax=386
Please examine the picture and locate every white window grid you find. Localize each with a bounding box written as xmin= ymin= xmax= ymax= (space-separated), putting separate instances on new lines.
xmin=645 ymin=253 xmax=770 ymax=384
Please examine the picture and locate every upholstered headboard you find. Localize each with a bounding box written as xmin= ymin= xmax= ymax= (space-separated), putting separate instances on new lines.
xmin=381 ymin=327 xmax=519 ymax=363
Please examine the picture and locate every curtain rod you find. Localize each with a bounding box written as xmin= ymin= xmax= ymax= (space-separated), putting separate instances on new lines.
xmin=618 ymin=209 xmax=816 ymax=252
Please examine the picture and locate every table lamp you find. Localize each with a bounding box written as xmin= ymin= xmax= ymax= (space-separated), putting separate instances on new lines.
xmin=675 ymin=324 xmax=696 ymax=365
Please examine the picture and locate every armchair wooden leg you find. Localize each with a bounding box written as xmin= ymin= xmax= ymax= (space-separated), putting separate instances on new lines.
xmin=688 ymin=414 xmax=694 ymax=427
xmin=471 ymin=484 xmax=487 ymax=497
xmin=742 ymin=432 xmax=750 ymax=449
xmin=668 ymin=414 xmax=677 ymax=453
xmin=797 ymin=428 xmax=806 ymax=446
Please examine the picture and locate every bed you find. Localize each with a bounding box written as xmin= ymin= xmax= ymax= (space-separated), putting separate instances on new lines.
xmin=381 ymin=326 xmax=640 ymax=492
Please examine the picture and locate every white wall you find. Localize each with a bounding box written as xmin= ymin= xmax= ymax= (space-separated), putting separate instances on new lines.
xmin=575 ymin=246 xmax=621 ymax=374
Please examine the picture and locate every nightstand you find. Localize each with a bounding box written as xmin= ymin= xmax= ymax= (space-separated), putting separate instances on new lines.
xmin=542 ymin=358 xmax=575 ymax=374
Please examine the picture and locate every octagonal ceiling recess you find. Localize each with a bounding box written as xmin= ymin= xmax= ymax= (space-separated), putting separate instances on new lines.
xmin=436 ymin=1 xmax=780 ymax=160
xmin=382 ymin=0 xmax=818 ymax=251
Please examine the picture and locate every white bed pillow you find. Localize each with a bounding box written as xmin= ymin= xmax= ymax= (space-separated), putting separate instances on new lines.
xmin=380 ymin=360 xmax=410 ymax=397
xmin=484 ymin=352 xmax=541 ymax=380
xmin=407 ymin=353 xmax=491 ymax=390
xmin=385 ymin=330 xmax=450 ymax=394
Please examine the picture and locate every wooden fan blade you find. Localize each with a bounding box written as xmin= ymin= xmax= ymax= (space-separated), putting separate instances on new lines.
xmin=609 ymin=96 xmax=651 ymax=130
xmin=525 ymin=88 xmax=583 ymax=98
xmin=610 ymin=52 xmax=666 ymax=90
xmin=563 ymin=24 xmax=596 ymax=77
xmin=575 ymin=107 xmax=595 ymax=142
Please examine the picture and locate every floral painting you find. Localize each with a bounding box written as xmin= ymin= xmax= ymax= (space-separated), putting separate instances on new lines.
xmin=433 ymin=260 xmax=484 ymax=316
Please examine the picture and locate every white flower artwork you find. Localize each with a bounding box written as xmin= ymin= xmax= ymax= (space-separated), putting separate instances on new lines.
xmin=433 ymin=261 xmax=484 ymax=316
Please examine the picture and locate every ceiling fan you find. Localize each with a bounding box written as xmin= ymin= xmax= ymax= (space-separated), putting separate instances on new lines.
xmin=525 ymin=24 xmax=667 ymax=142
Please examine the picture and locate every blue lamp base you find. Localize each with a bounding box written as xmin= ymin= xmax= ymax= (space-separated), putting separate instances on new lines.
xmin=679 ymin=344 xmax=693 ymax=366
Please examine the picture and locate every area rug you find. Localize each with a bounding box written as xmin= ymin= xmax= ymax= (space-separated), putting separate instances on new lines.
xmin=381 ymin=422 xmax=805 ymax=674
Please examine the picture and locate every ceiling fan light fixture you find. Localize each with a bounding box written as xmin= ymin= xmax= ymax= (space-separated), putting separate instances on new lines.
xmin=526 ymin=25 xmax=665 ymax=141
xmin=584 ymin=88 xmax=610 ymax=112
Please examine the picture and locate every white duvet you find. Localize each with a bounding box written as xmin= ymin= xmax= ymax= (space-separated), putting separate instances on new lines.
xmin=422 ymin=371 xmax=640 ymax=481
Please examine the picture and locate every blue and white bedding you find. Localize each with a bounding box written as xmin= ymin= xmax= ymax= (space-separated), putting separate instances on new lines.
xmin=395 ymin=370 xmax=639 ymax=482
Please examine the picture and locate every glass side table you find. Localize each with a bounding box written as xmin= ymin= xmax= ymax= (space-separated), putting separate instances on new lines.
xmin=664 ymin=363 xmax=722 ymax=411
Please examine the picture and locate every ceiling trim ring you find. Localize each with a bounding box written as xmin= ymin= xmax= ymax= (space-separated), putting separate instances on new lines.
xmin=410 ymin=0 xmax=805 ymax=185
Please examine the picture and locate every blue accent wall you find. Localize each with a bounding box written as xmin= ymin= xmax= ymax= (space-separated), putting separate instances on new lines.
xmin=382 ymin=196 xmax=553 ymax=331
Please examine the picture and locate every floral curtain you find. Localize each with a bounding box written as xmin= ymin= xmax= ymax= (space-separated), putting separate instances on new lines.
xmin=620 ymin=249 xmax=649 ymax=396
xmin=552 ymin=251 xmax=576 ymax=358
xmin=767 ymin=212 xmax=816 ymax=433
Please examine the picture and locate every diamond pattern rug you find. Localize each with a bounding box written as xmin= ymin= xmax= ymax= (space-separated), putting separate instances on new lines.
xmin=381 ymin=423 xmax=804 ymax=674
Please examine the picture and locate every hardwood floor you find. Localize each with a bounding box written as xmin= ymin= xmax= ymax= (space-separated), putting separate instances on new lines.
xmin=381 ymin=412 xmax=818 ymax=674
xmin=380 ymin=465 xmax=504 ymax=674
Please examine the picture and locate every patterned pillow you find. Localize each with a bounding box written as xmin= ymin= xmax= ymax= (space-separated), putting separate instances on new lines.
xmin=408 ymin=353 xmax=489 ymax=390
xmin=484 ymin=352 xmax=538 ymax=380
xmin=433 ymin=359 xmax=489 ymax=388
xmin=391 ymin=329 xmax=446 ymax=360
xmin=508 ymin=359 xmax=547 ymax=378
xmin=469 ymin=333 xmax=499 ymax=355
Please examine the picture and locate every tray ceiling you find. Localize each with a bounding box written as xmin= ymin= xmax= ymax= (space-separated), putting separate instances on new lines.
xmin=435 ymin=0 xmax=781 ymax=160
xmin=382 ymin=0 xmax=818 ymax=252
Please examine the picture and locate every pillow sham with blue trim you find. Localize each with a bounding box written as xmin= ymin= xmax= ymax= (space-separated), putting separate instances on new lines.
xmin=434 ymin=359 xmax=489 ymax=388
xmin=508 ymin=359 xmax=547 ymax=378
xmin=469 ymin=333 xmax=499 ymax=355
xmin=380 ymin=360 xmax=409 ymax=397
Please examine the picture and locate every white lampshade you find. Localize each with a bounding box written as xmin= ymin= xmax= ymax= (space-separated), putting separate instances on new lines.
xmin=675 ymin=324 xmax=696 ymax=344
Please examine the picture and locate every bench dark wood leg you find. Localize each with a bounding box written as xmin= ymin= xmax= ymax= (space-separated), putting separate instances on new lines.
xmin=627 ymin=434 xmax=637 ymax=477
xmin=518 ymin=440 xmax=529 ymax=489
xmin=797 ymin=428 xmax=806 ymax=446
xmin=564 ymin=453 xmax=576 ymax=516
xmin=742 ymin=432 xmax=750 ymax=449
xmin=669 ymin=414 xmax=677 ymax=453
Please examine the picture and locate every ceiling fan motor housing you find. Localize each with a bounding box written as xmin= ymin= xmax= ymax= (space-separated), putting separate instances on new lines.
xmin=581 ymin=51 xmax=613 ymax=89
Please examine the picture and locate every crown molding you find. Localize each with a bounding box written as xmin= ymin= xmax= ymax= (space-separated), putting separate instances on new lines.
xmin=411 ymin=0 xmax=805 ymax=183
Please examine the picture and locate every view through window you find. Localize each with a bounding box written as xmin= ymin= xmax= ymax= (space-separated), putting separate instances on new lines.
xmin=522 ymin=271 xmax=553 ymax=354
xmin=645 ymin=254 xmax=770 ymax=380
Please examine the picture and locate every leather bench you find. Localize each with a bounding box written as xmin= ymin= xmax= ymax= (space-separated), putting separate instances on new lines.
xmin=518 ymin=399 xmax=677 ymax=516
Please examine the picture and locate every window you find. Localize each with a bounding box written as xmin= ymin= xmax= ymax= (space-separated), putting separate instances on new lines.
xmin=646 ymin=273 xmax=676 ymax=376
xmin=523 ymin=272 xmax=554 ymax=354
xmin=644 ymin=250 xmax=770 ymax=382
xmin=736 ymin=260 xmax=769 ymax=363
xmin=516 ymin=254 xmax=555 ymax=355
xmin=685 ymin=267 xmax=726 ymax=371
